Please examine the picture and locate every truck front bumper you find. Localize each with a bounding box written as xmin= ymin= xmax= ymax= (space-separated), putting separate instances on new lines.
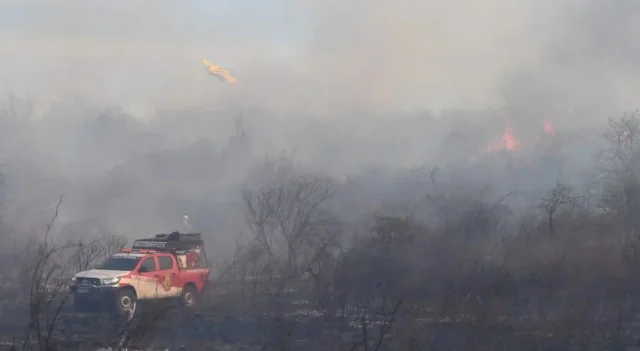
xmin=71 ymin=285 xmax=120 ymax=312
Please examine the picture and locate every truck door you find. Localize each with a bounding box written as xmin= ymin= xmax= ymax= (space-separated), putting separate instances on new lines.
xmin=156 ymin=254 xmax=180 ymax=298
xmin=135 ymin=256 xmax=159 ymax=299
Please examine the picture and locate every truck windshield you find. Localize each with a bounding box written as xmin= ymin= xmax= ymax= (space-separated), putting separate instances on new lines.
xmin=98 ymin=257 xmax=141 ymax=271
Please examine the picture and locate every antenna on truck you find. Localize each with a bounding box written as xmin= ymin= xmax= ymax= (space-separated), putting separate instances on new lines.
xmin=183 ymin=214 xmax=192 ymax=232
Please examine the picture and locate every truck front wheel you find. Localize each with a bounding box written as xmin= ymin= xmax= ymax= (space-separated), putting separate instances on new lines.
xmin=114 ymin=288 xmax=137 ymax=318
xmin=181 ymin=285 xmax=198 ymax=309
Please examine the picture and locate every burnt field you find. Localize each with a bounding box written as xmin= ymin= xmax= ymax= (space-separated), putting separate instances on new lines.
xmin=5 ymin=264 xmax=640 ymax=351
xmin=0 ymin=291 xmax=633 ymax=351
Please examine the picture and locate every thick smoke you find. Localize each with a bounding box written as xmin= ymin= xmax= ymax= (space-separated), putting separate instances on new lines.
xmin=3 ymin=0 xmax=638 ymax=114
xmin=0 ymin=0 xmax=638 ymax=262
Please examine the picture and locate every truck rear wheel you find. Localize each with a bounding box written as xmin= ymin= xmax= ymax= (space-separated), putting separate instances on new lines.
xmin=113 ymin=288 xmax=137 ymax=318
xmin=181 ymin=285 xmax=198 ymax=309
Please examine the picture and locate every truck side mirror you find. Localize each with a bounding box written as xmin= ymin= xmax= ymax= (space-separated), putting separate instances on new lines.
xmin=138 ymin=267 xmax=149 ymax=273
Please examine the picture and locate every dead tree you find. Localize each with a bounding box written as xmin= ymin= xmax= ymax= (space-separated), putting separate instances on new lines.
xmin=70 ymin=239 xmax=101 ymax=272
xmin=20 ymin=198 xmax=73 ymax=351
xmin=67 ymin=233 xmax=127 ymax=272
xmin=537 ymin=182 xmax=576 ymax=236
xmin=242 ymin=167 xmax=342 ymax=312
xmin=598 ymin=111 xmax=640 ymax=230
xmin=96 ymin=233 xmax=128 ymax=257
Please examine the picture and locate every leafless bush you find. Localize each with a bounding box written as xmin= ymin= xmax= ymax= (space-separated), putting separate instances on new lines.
xmin=69 ymin=239 xmax=101 ymax=272
xmin=11 ymin=200 xmax=138 ymax=351
xmin=113 ymin=302 xmax=176 ymax=351
xmin=241 ymin=161 xmax=343 ymax=314
xmin=20 ymin=242 xmax=75 ymax=351
xmin=598 ymin=110 xmax=640 ymax=230
xmin=96 ymin=233 xmax=128 ymax=257
xmin=349 ymin=300 xmax=403 ymax=351
xmin=68 ymin=233 xmax=128 ymax=272
xmin=19 ymin=197 xmax=72 ymax=351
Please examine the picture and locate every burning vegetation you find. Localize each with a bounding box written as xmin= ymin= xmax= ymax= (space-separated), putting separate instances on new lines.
xmin=486 ymin=114 xmax=556 ymax=154
xmin=0 ymin=104 xmax=639 ymax=350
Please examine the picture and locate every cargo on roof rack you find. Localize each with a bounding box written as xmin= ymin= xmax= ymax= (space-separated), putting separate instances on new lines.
xmin=131 ymin=231 xmax=204 ymax=251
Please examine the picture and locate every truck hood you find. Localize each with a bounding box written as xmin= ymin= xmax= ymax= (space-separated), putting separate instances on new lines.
xmin=74 ymin=269 xmax=129 ymax=279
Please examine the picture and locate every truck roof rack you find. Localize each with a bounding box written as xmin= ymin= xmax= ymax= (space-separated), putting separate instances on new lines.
xmin=131 ymin=231 xmax=204 ymax=251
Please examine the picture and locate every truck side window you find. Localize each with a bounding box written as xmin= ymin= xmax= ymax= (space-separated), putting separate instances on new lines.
xmin=139 ymin=257 xmax=157 ymax=272
xmin=196 ymin=252 xmax=208 ymax=268
xmin=158 ymin=256 xmax=174 ymax=270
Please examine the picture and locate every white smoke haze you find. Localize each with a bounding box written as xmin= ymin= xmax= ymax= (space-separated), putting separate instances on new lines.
xmin=0 ymin=0 xmax=638 ymax=260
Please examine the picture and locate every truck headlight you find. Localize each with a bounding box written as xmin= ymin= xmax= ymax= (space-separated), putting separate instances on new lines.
xmin=71 ymin=276 xmax=76 ymax=284
xmin=102 ymin=277 xmax=120 ymax=285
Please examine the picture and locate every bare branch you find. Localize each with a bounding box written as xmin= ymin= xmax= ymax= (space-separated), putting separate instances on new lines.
xmin=43 ymin=196 xmax=63 ymax=248
xmin=537 ymin=182 xmax=576 ymax=236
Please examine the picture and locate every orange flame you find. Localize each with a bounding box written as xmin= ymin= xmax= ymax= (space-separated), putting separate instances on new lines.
xmin=502 ymin=119 xmax=520 ymax=151
xmin=543 ymin=120 xmax=554 ymax=136
xmin=487 ymin=117 xmax=520 ymax=153
xmin=484 ymin=117 xmax=559 ymax=158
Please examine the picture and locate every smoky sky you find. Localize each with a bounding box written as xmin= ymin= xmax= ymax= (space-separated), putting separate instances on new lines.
xmin=0 ymin=0 xmax=639 ymax=257
xmin=1 ymin=0 xmax=638 ymax=118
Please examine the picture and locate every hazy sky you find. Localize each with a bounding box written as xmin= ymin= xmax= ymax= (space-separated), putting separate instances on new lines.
xmin=2 ymin=0 xmax=640 ymax=250
xmin=1 ymin=0 xmax=639 ymax=120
